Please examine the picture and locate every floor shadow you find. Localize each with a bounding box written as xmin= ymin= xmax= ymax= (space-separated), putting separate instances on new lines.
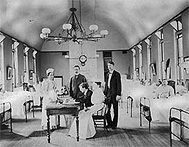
xmin=0 ymin=131 xmax=28 ymax=140
xmin=28 ymin=129 xmax=55 ymax=137
xmin=93 ymin=128 xmax=124 ymax=139
xmin=12 ymin=118 xmax=40 ymax=123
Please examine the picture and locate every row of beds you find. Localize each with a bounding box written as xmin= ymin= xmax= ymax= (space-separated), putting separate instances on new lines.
xmin=0 ymin=90 xmax=43 ymax=132
xmin=126 ymin=93 xmax=189 ymax=147
xmin=1 ymin=83 xmax=188 ymax=146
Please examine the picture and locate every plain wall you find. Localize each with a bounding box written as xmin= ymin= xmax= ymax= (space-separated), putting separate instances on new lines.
xmin=3 ymin=37 xmax=12 ymax=91
xmin=163 ymin=24 xmax=175 ymax=80
xmin=40 ymin=52 xmax=69 ymax=86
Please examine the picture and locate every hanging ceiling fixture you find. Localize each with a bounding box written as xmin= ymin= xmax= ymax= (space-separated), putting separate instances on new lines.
xmin=40 ymin=0 xmax=108 ymax=44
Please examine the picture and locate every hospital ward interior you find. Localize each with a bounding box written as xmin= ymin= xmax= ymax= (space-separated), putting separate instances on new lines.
xmin=0 ymin=0 xmax=189 ymax=147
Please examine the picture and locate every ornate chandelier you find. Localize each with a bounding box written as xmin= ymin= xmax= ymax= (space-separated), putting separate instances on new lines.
xmin=40 ymin=1 xmax=108 ymax=44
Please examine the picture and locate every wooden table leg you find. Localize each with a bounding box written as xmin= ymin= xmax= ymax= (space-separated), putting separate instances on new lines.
xmin=47 ymin=114 xmax=50 ymax=143
xmin=76 ymin=115 xmax=79 ymax=142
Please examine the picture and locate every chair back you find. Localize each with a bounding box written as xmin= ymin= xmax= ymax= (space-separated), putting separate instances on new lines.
xmin=92 ymin=104 xmax=108 ymax=130
xmin=93 ymin=104 xmax=107 ymax=117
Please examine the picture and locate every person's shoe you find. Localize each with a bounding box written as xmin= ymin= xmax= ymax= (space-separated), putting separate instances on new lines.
xmin=112 ymin=126 xmax=117 ymax=129
xmin=106 ymin=125 xmax=112 ymax=128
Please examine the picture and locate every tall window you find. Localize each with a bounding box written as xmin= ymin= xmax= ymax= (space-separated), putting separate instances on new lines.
xmin=32 ymin=50 xmax=37 ymax=84
xmin=24 ymin=47 xmax=29 ymax=83
xmin=160 ymin=29 xmax=165 ymax=79
xmin=155 ymin=29 xmax=164 ymax=80
xmin=131 ymin=49 xmax=136 ymax=80
xmin=12 ymin=41 xmax=19 ymax=88
xmin=170 ymin=17 xmax=183 ymax=81
xmin=0 ymin=34 xmax=5 ymax=90
xmin=145 ymin=37 xmax=151 ymax=81
xmin=0 ymin=42 xmax=3 ymax=89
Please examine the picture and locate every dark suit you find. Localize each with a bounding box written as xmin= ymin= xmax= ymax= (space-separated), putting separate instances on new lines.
xmin=83 ymin=89 xmax=93 ymax=108
xmin=104 ymin=70 xmax=121 ymax=128
xmin=78 ymin=89 xmax=93 ymax=110
xmin=70 ymin=74 xmax=87 ymax=99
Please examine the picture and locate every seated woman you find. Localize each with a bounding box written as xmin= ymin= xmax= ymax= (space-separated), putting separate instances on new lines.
xmin=68 ymin=82 xmax=105 ymax=139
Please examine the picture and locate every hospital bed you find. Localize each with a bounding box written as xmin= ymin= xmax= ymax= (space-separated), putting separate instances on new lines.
xmin=0 ymin=102 xmax=12 ymax=132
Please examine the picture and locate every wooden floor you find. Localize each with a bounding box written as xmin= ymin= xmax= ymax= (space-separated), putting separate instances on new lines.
xmin=0 ymin=103 xmax=188 ymax=147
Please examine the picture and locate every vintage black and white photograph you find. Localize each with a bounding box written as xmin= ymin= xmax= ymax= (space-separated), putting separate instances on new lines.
xmin=0 ymin=0 xmax=189 ymax=147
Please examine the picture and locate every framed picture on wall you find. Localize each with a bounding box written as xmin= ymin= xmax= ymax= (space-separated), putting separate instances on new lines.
xmin=54 ymin=76 xmax=63 ymax=91
xmin=7 ymin=66 xmax=12 ymax=80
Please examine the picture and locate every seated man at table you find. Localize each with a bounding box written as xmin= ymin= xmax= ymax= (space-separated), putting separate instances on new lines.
xmin=156 ymin=79 xmax=174 ymax=99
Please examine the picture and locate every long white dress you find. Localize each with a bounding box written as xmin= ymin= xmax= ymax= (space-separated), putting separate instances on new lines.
xmin=41 ymin=79 xmax=58 ymax=130
xmin=68 ymin=85 xmax=104 ymax=139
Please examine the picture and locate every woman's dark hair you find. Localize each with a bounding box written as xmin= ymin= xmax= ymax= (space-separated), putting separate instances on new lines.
xmin=108 ymin=61 xmax=114 ymax=66
xmin=39 ymin=78 xmax=44 ymax=82
xmin=47 ymin=72 xmax=52 ymax=76
xmin=80 ymin=82 xmax=89 ymax=89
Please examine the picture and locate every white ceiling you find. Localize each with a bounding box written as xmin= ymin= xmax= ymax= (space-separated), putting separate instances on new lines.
xmin=0 ymin=0 xmax=189 ymax=50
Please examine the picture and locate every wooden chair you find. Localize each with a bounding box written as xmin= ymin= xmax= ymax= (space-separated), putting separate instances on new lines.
xmin=92 ymin=104 xmax=108 ymax=132
xmin=32 ymin=96 xmax=43 ymax=111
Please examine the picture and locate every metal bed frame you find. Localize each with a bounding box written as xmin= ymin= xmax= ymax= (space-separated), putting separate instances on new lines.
xmin=0 ymin=102 xmax=12 ymax=132
xmin=23 ymin=96 xmax=35 ymax=122
xmin=127 ymin=96 xmax=133 ymax=117
xmin=169 ymin=107 xmax=189 ymax=147
xmin=139 ymin=97 xmax=152 ymax=132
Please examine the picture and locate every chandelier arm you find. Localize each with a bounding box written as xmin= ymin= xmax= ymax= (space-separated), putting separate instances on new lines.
xmin=47 ymin=36 xmax=72 ymax=40
xmin=87 ymin=32 xmax=96 ymax=36
xmin=87 ymin=36 xmax=103 ymax=39
xmin=77 ymin=37 xmax=98 ymax=41
xmin=66 ymin=30 xmax=73 ymax=38
xmin=66 ymin=13 xmax=74 ymax=24
xmin=73 ymin=12 xmax=86 ymax=34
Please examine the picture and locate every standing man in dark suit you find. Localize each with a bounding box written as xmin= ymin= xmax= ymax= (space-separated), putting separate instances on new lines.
xmin=70 ymin=65 xmax=87 ymax=100
xmin=104 ymin=61 xmax=121 ymax=129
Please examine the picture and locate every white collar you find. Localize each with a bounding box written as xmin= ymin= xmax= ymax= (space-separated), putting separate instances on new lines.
xmin=84 ymin=89 xmax=88 ymax=95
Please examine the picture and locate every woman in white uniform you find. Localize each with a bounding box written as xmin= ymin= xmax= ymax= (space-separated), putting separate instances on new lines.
xmin=41 ymin=68 xmax=58 ymax=130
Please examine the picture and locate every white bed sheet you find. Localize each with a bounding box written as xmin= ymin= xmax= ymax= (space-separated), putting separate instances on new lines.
xmin=150 ymin=94 xmax=189 ymax=122
xmin=1 ymin=91 xmax=31 ymax=118
xmin=30 ymin=91 xmax=43 ymax=106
